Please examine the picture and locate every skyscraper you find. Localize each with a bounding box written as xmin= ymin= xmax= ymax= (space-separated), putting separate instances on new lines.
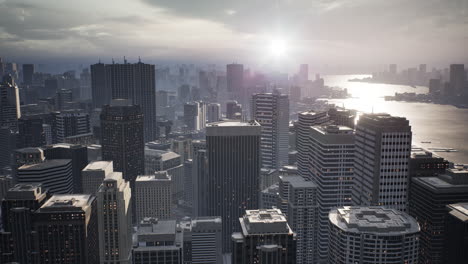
xmin=206 ymin=103 xmax=221 ymax=123
xmin=34 ymin=194 xmax=99 ymax=264
xmin=97 ymin=171 xmax=133 ymax=264
xmin=298 ymin=64 xmax=309 ymax=84
xmin=231 ymin=209 xmax=297 ymax=264
xmin=17 ymin=116 xmax=46 ymax=148
xmin=0 ymin=74 xmax=21 ymax=131
xmin=134 ymin=173 xmax=172 ymax=222
xmin=184 ymin=101 xmax=206 ymax=131
xmin=352 ymin=113 xmax=412 ymax=211
xmin=54 ymin=110 xmax=91 ymax=142
xmin=206 ymin=120 xmax=261 ymax=252
xmin=328 ymin=206 xmax=420 ymax=264
xmin=444 ymin=203 xmax=468 ymax=263
xmin=278 ymin=175 xmax=318 ymax=264
xmin=449 ymin=64 xmax=466 ymax=95
xmin=191 ymin=217 xmax=223 ymax=264
xmin=251 ymin=92 xmax=289 ymax=169
xmin=81 ymin=160 xmax=116 ymax=194
xmin=226 ymin=63 xmax=244 ymax=99
xmin=296 ymin=111 xmax=329 ymax=178
xmin=226 ymin=100 xmax=242 ymax=119
xmin=91 ymin=62 xmax=111 ymax=109
xmin=307 ymin=125 xmax=355 ymax=262
xmin=409 ymin=168 xmax=468 ymax=264
xmin=106 ymin=61 xmax=156 ymax=142
xmin=22 ymin=64 xmax=34 ymax=85
xmin=101 ymin=99 xmax=145 ymax=187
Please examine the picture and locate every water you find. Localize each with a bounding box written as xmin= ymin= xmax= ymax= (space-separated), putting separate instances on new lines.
xmin=323 ymin=75 xmax=468 ymax=164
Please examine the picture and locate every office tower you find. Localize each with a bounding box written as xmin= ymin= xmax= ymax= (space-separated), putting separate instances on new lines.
xmin=0 ymin=74 xmax=21 ymax=131
xmin=106 ymin=61 xmax=156 ymax=142
xmin=44 ymin=78 xmax=58 ymax=97
xmin=296 ymin=111 xmax=329 ymax=178
xmin=171 ymin=136 xmax=192 ymax=162
xmin=97 ymin=171 xmax=132 ymax=264
xmin=184 ymin=159 xmax=193 ymax=208
xmin=156 ymin=90 xmax=168 ymax=110
xmin=352 ymin=113 xmax=412 ymax=211
xmin=193 ymin=143 xmax=208 ymax=217
xmin=252 ymin=92 xmax=289 ymax=169
xmin=289 ymin=85 xmax=301 ymax=103
xmin=327 ymin=107 xmax=356 ymax=128
xmin=206 ymin=120 xmax=261 ymax=253
xmin=81 ymin=161 xmax=116 ymax=194
xmin=22 ymin=64 xmax=34 ymax=85
xmin=279 ymin=175 xmax=318 ymax=264
xmin=54 ymin=110 xmax=91 ymax=142
xmin=0 ymin=174 xmax=13 ymax=202
xmin=178 ymin=84 xmax=191 ymax=103
xmin=91 ymin=62 xmax=111 ymax=109
xmin=144 ymin=149 xmax=181 ymax=174
xmin=184 ymin=101 xmax=206 ymax=131
xmin=260 ymin=168 xmax=279 ymax=190
xmin=328 ymin=206 xmax=420 ymax=264
xmin=444 ymin=203 xmax=468 ymax=263
xmin=308 ymin=125 xmax=355 ymax=261
xmin=134 ymin=173 xmax=172 ymax=222
xmin=42 ymin=143 xmax=89 ymax=193
xmin=206 ymin=103 xmax=220 ymax=123
xmin=17 ymin=116 xmax=46 ymax=148
xmin=101 ymin=100 xmax=144 ymax=186
xmin=428 ymin=78 xmax=442 ymax=94
xmin=409 ymin=168 xmax=468 ymax=264
xmin=449 ymin=64 xmax=466 ymax=95
xmin=226 ymin=63 xmax=244 ymax=100
xmin=226 ymin=100 xmax=242 ymax=119
xmin=0 ymin=126 xmax=16 ymax=169
xmin=14 ymin=147 xmax=45 ymax=168
xmin=231 ymin=209 xmax=297 ymax=264
xmin=17 ymin=159 xmax=73 ymax=194
xmin=34 ymin=194 xmax=99 ymax=264
xmin=191 ymin=217 xmax=223 ymax=264
xmin=132 ymin=218 xmax=183 ymax=264
xmin=298 ymin=64 xmax=309 ymax=83
xmin=259 ymin=183 xmax=279 ymax=209
xmin=0 ymin=183 xmax=49 ymax=263
xmin=409 ymin=148 xmax=449 ymax=178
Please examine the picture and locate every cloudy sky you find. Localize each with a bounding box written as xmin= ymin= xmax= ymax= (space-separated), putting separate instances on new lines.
xmin=0 ymin=0 xmax=467 ymax=71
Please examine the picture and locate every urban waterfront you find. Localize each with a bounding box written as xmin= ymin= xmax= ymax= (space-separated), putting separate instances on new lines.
xmin=324 ymin=74 xmax=468 ymax=164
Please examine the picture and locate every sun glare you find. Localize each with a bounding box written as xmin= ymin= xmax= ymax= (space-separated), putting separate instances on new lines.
xmin=269 ymin=38 xmax=287 ymax=57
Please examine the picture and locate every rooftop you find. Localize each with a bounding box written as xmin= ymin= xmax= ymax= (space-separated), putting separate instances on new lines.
xmin=412 ymin=168 xmax=468 ymax=192
xmin=279 ymin=175 xmax=317 ymax=188
xmin=329 ymin=206 xmax=420 ymax=235
xmin=41 ymin=194 xmax=92 ymax=211
xmin=5 ymin=183 xmax=48 ymax=200
xmin=447 ymin=203 xmax=468 ymax=222
xmin=136 ymin=174 xmax=171 ymax=182
xmin=83 ymin=161 xmax=113 ymax=171
xmin=241 ymin=209 xmax=292 ymax=235
xmin=207 ymin=120 xmax=260 ymax=127
xmin=19 ymin=159 xmax=71 ymax=170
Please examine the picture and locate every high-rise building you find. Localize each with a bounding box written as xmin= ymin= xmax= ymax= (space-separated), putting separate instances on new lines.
xmin=0 ymin=126 xmax=17 ymax=169
xmin=298 ymin=64 xmax=309 ymax=84
xmin=449 ymin=64 xmax=466 ymax=95
xmin=231 ymin=209 xmax=297 ymax=264
xmin=0 ymin=74 xmax=21 ymax=131
xmin=17 ymin=159 xmax=74 ymax=194
xmin=101 ymin=99 xmax=144 ymax=187
xmin=327 ymin=107 xmax=356 ymax=128
xmin=17 ymin=116 xmax=46 ymax=148
xmin=97 ymin=171 xmax=133 ymax=264
xmin=409 ymin=168 xmax=468 ymax=264
xmin=54 ymin=110 xmax=91 ymax=142
xmin=206 ymin=103 xmax=221 ymax=123
xmin=409 ymin=148 xmax=449 ymax=178
xmin=0 ymin=183 xmax=49 ymax=264
xmin=278 ymin=175 xmax=318 ymax=264
xmin=171 ymin=137 xmax=192 ymax=162
xmin=389 ymin=64 xmax=398 ymax=75
xmin=34 ymin=194 xmax=99 ymax=264
xmin=132 ymin=218 xmax=183 ymax=264
xmin=227 ymin=64 xmax=244 ymax=101
xmin=193 ymin=143 xmax=208 ymax=217
xmin=289 ymin=86 xmax=301 ymax=102
xmin=296 ymin=111 xmax=329 ymax=178
xmin=184 ymin=101 xmax=206 ymax=131
xmin=308 ymin=125 xmax=354 ymax=262
xmin=444 ymin=203 xmax=468 ymax=263
xmin=91 ymin=62 xmax=111 ymax=109
xmin=191 ymin=217 xmax=223 ymax=264
xmin=206 ymin=120 xmax=261 ymax=253
xmin=0 ymin=174 xmax=13 ymax=202
xmin=134 ymin=173 xmax=172 ymax=222
xmin=22 ymin=64 xmax=34 ymax=85
xmin=81 ymin=161 xmax=116 ymax=194
xmin=42 ymin=143 xmax=89 ymax=193
xmin=251 ymin=92 xmax=289 ymax=169
xmin=106 ymin=61 xmax=156 ymax=142
xmin=226 ymin=100 xmax=242 ymax=119
xmin=328 ymin=206 xmax=420 ymax=264
xmin=55 ymin=89 xmax=73 ymax=110
xmin=352 ymin=113 xmax=412 ymax=211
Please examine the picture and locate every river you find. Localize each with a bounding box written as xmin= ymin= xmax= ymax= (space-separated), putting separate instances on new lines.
xmin=323 ymin=75 xmax=468 ymax=164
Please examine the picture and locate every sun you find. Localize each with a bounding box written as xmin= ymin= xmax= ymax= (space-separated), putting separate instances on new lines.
xmin=269 ymin=38 xmax=287 ymax=57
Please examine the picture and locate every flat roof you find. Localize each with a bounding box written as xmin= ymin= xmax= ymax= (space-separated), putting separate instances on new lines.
xmin=41 ymin=194 xmax=92 ymax=211
xmin=83 ymin=161 xmax=112 ymax=171
xmin=279 ymin=175 xmax=317 ymax=188
xmin=447 ymin=203 xmax=468 ymax=222
xmin=19 ymin=159 xmax=71 ymax=170
xmin=207 ymin=120 xmax=260 ymax=127
xmin=329 ymin=206 xmax=420 ymax=235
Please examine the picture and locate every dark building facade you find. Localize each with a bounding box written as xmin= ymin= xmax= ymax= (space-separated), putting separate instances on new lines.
xmin=206 ymin=120 xmax=261 ymax=253
xmin=22 ymin=64 xmax=34 ymax=85
xmin=34 ymin=194 xmax=99 ymax=264
xmin=409 ymin=168 xmax=468 ymax=264
xmin=17 ymin=116 xmax=46 ymax=148
xmin=409 ymin=149 xmax=449 ymax=178
xmin=90 ymin=62 xmax=111 ymax=109
xmin=101 ymin=100 xmax=144 ymax=187
xmin=444 ymin=203 xmax=468 ymax=263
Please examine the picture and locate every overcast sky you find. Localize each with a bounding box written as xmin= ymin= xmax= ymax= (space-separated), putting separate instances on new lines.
xmin=0 ymin=0 xmax=467 ymax=71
